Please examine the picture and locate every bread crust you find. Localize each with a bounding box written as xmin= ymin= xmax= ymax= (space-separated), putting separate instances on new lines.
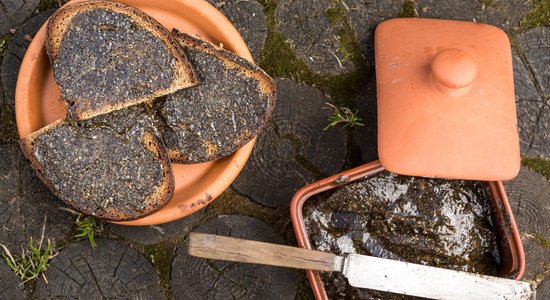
xmin=46 ymin=0 xmax=198 ymax=121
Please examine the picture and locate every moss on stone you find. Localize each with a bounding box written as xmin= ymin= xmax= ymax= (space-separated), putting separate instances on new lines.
xmin=522 ymin=156 xmax=550 ymax=179
xmin=142 ymin=243 xmax=175 ymax=300
xmin=521 ymin=0 xmax=550 ymax=28
xmin=400 ymin=0 xmax=418 ymax=18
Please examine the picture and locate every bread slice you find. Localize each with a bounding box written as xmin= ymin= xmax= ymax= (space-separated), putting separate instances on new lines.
xmin=46 ymin=0 xmax=198 ymax=121
xmin=20 ymin=119 xmax=174 ymax=221
xmin=158 ymin=30 xmax=276 ymax=163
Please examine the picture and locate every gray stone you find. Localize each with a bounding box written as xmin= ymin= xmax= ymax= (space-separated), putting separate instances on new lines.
xmin=0 ymin=143 xmax=73 ymax=250
xmin=346 ymin=0 xmax=402 ymax=64
xmin=232 ymin=78 xmax=348 ymax=207
xmin=0 ymin=0 xmax=40 ymax=36
xmin=416 ymin=0 xmax=531 ymax=31
xmin=513 ymin=28 xmax=550 ymax=157
xmin=276 ymin=0 xmax=355 ymax=75
xmin=108 ymin=208 xmax=205 ymax=245
xmin=1 ymin=10 xmax=54 ymax=113
xmin=207 ymin=0 xmax=268 ymax=62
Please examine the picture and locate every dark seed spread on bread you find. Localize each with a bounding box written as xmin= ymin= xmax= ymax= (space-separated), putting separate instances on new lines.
xmin=32 ymin=123 xmax=164 ymax=218
xmin=160 ymin=38 xmax=272 ymax=163
xmin=55 ymin=9 xmax=174 ymax=114
xmin=81 ymin=104 xmax=158 ymax=136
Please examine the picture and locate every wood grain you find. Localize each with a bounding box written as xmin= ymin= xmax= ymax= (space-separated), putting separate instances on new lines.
xmin=189 ymin=232 xmax=340 ymax=272
xmin=33 ymin=239 xmax=163 ymax=299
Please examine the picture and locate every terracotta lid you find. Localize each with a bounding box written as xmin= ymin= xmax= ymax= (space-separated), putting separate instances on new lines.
xmin=375 ymin=18 xmax=520 ymax=181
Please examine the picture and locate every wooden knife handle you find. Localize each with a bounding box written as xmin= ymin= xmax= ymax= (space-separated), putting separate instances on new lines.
xmin=188 ymin=232 xmax=341 ymax=272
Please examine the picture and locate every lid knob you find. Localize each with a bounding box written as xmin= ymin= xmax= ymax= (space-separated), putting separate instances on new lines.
xmin=431 ymin=49 xmax=477 ymax=96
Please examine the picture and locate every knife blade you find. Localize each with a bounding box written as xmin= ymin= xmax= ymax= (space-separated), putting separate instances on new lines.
xmin=188 ymin=232 xmax=534 ymax=300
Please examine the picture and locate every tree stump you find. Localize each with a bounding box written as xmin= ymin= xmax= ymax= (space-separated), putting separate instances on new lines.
xmin=2 ymin=10 xmax=55 ymax=114
xmin=108 ymin=208 xmax=205 ymax=245
xmin=0 ymin=143 xmax=73 ymax=250
xmin=415 ymin=0 xmax=531 ymax=31
xmin=0 ymin=261 xmax=24 ymax=300
xmin=352 ymin=74 xmax=378 ymax=163
xmin=207 ymin=0 xmax=267 ymax=62
xmin=34 ymin=239 xmax=164 ymax=299
xmin=232 ymin=79 xmax=347 ymax=207
xmin=503 ymin=167 xmax=550 ymax=280
xmin=171 ymin=214 xmax=298 ymax=300
xmin=275 ymin=0 xmax=355 ymax=75
xmin=537 ymin=275 xmax=550 ymax=300
xmin=0 ymin=0 xmax=40 ymax=36
xmin=346 ymin=0 xmax=401 ymax=65
xmin=511 ymin=28 xmax=550 ymax=157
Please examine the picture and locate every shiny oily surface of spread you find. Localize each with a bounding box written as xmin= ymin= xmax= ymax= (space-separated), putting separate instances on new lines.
xmin=304 ymin=171 xmax=499 ymax=299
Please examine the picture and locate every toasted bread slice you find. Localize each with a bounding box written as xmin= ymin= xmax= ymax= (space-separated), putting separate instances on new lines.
xmin=20 ymin=119 xmax=174 ymax=221
xmin=46 ymin=0 xmax=198 ymax=121
xmin=159 ymin=30 xmax=276 ymax=163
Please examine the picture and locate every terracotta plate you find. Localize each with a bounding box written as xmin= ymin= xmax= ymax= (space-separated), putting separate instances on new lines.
xmin=15 ymin=0 xmax=255 ymax=225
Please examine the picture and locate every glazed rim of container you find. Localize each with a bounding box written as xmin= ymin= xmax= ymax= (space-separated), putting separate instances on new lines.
xmin=290 ymin=160 xmax=525 ymax=300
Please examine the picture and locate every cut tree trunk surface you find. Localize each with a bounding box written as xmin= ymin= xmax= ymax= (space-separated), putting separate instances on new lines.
xmin=275 ymin=0 xmax=355 ymax=75
xmin=513 ymin=27 xmax=550 ymax=158
xmin=0 ymin=0 xmax=40 ymax=36
xmin=0 ymin=261 xmax=24 ymax=300
xmin=1 ymin=10 xmax=54 ymax=113
xmin=34 ymin=239 xmax=163 ymax=299
xmin=0 ymin=143 xmax=73 ymax=250
xmin=503 ymin=167 xmax=550 ymax=281
xmin=416 ymin=0 xmax=531 ymax=31
xmin=171 ymin=214 xmax=298 ymax=300
xmin=232 ymin=78 xmax=347 ymax=208
xmin=107 ymin=207 xmax=205 ymax=245
xmin=206 ymin=0 xmax=267 ymax=62
xmin=346 ymin=0 xmax=401 ymax=65
xmin=352 ymin=74 xmax=378 ymax=163
xmin=537 ymin=275 xmax=550 ymax=300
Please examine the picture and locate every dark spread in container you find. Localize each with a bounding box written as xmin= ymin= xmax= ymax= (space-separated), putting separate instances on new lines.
xmin=304 ymin=170 xmax=500 ymax=299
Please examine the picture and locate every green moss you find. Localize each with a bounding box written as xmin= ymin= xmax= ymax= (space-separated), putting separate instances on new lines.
xmin=522 ymin=156 xmax=550 ymax=179
xmin=143 ymin=243 xmax=174 ymax=300
xmin=521 ymin=0 xmax=550 ymax=28
xmin=0 ymin=34 xmax=12 ymax=57
xmin=325 ymin=3 xmax=346 ymax=26
xmin=479 ymin=0 xmax=496 ymax=8
xmin=533 ymin=234 xmax=550 ymax=249
xmin=257 ymin=0 xmax=369 ymax=103
xmin=35 ymin=0 xmax=68 ymax=13
xmin=400 ymin=0 xmax=418 ymax=18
